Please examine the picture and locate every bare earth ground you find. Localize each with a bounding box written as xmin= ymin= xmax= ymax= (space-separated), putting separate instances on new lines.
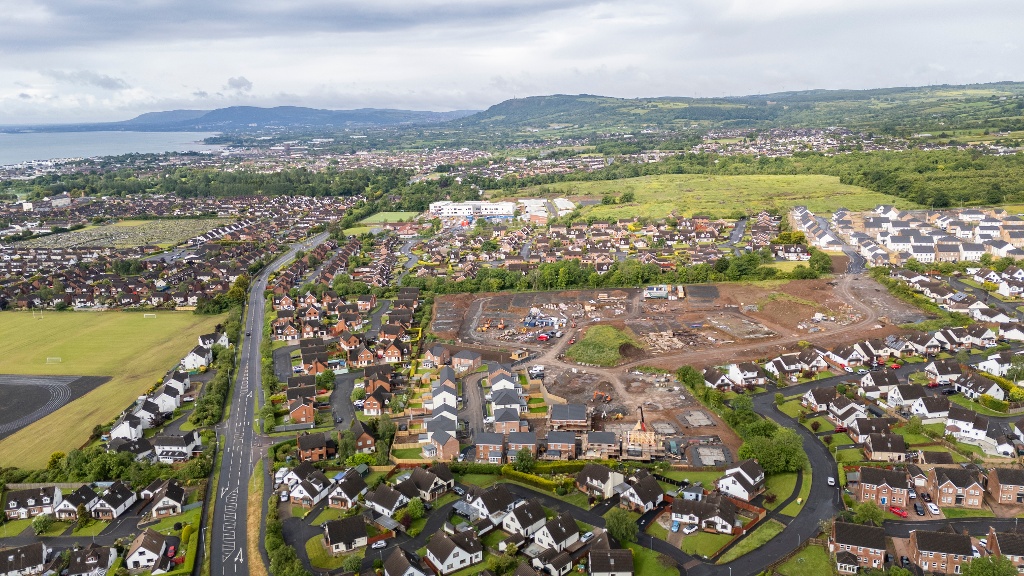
xmin=431 ymin=273 xmax=923 ymax=463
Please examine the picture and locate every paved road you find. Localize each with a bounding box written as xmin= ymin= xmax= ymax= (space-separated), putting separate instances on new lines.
xmin=211 ymin=232 xmax=327 ymax=576
xmin=813 ymin=214 xmax=865 ymax=273
xmin=460 ymin=372 xmax=485 ymax=438
xmin=944 ymin=275 xmax=1023 ymax=320
xmin=725 ymin=217 xmax=747 ymax=256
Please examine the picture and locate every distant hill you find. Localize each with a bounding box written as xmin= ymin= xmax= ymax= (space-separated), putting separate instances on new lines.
xmin=0 ymin=106 xmax=479 ymax=133
xmin=453 ymin=82 xmax=1024 ymax=134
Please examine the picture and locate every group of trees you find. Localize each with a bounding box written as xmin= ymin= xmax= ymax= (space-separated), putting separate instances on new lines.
xmin=189 ymin=345 xmax=237 ymax=426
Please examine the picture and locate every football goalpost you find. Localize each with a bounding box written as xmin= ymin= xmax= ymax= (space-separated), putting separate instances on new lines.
xmin=144 ymin=313 xmax=157 ymax=319
xmin=46 ymin=357 xmax=62 ymax=364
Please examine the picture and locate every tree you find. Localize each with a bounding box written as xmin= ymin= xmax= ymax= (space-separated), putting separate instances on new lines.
xmin=376 ymin=413 xmax=397 ymax=443
xmin=619 ymin=191 xmax=636 ymax=203
xmin=737 ymin=428 xmax=807 ymax=475
xmin=809 ymin=250 xmax=833 ymax=275
xmin=962 ymin=555 xmax=1017 ymax=576
xmin=75 ymin=504 xmax=90 ymax=530
xmin=675 ymin=366 xmax=704 ymax=390
xmin=338 ymin=430 xmax=356 ymax=461
xmin=605 ymin=508 xmax=638 ymax=544
xmin=32 ymin=514 xmax=54 ymax=535
xmin=351 ymin=388 xmax=366 ymax=401
xmin=406 ymin=497 xmax=425 ymax=521
xmin=956 ymin=349 xmax=971 ymax=365
xmin=774 ymin=393 xmax=785 ymax=405
xmin=810 ymin=420 xmax=821 ymax=432
xmin=852 ymin=501 xmax=885 ymax=526
xmin=1008 ymin=354 xmax=1024 ymax=382
xmin=513 ymin=448 xmax=536 ymax=473
xmin=905 ymin=416 xmax=924 ymax=435
xmin=888 ymin=567 xmax=913 ymax=576
xmin=341 ymin=552 xmax=364 ymax=573
xmin=315 ymin=369 xmax=336 ymax=391
xmin=489 ymin=553 xmax=518 ymax=576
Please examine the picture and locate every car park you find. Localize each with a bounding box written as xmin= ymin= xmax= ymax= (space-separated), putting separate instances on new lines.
xmin=927 ymin=503 xmax=940 ymax=515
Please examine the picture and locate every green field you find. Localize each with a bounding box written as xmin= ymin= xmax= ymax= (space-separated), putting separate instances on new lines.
xmin=0 ymin=311 xmax=224 ymax=468
xmin=775 ymin=545 xmax=832 ymax=576
xmin=359 ymin=211 xmax=421 ymax=224
xmin=717 ymin=520 xmax=785 ymax=564
xmin=564 ymin=325 xmax=644 ymax=367
xmin=517 ymin=174 xmax=916 ymax=218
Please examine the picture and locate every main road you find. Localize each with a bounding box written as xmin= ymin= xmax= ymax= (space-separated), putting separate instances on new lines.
xmin=210 ymin=232 xmax=328 ymax=576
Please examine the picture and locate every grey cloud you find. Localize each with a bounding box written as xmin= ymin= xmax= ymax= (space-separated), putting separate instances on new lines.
xmin=192 ymin=90 xmax=209 ymax=98
xmin=225 ymin=77 xmax=252 ymax=92
xmin=18 ymin=93 xmax=31 ymax=99
xmin=44 ymin=70 xmax=130 ymax=90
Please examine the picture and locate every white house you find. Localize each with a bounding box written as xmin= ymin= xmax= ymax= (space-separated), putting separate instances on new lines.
xmin=425 ymin=532 xmax=484 ymax=575
xmin=323 ymin=516 xmax=368 ymax=554
xmin=364 ymin=484 xmax=409 ymax=518
xmin=125 ymin=530 xmax=166 ymax=572
xmin=715 ymin=459 xmax=765 ymax=502
xmin=501 ymin=499 xmax=547 ymax=537
xmin=181 ymin=345 xmax=212 ymax=371
xmin=533 ymin=512 xmax=580 ymax=553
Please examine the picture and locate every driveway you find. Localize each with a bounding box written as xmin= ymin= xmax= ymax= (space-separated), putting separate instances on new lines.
xmin=460 ymin=372 xmax=485 ymax=438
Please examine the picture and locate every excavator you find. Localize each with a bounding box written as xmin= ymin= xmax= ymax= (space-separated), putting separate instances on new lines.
xmin=592 ymin=390 xmax=612 ymax=403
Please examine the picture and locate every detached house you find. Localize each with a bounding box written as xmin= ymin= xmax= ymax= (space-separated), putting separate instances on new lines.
xmin=328 ymin=469 xmax=368 ymax=509
xmin=887 ymin=384 xmax=926 ymax=409
xmin=53 ymin=485 xmax=99 ymax=521
xmin=426 ymin=531 xmax=484 ymax=576
xmin=364 ymin=484 xmax=409 ymax=518
xmin=987 ymin=468 xmax=1024 ymax=505
xmin=619 ymin=472 xmax=665 ymax=512
xmin=91 ymin=481 xmax=137 ymax=520
xmin=575 ymin=464 xmax=625 ymax=499
xmin=125 ymin=530 xmax=167 ymax=572
xmin=715 ymin=459 xmax=765 ymax=502
xmin=502 ymin=499 xmax=547 ymax=537
xmin=4 ymin=487 xmax=62 ymax=520
xmin=929 ymin=467 xmax=984 ymax=509
xmin=533 ymin=512 xmax=580 ymax=553
xmin=857 ymin=467 xmax=908 ymax=507
xmin=670 ymin=493 xmax=737 ymax=534
xmin=323 ymin=516 xmax=368 ymax=554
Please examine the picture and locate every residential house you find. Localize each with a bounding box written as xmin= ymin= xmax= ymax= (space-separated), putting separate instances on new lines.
xmin=588 ymin=549 xmax=634 ymax=576
xmin=53 ymin=485 xmax=99 ymax=521
xmin=864 ymin=434 xmax=907 ymax=462
xmin=987 ymin=468 xmax=1024 ymax=505
xmin=857 ymin=467 xmax=909 ymax=507
xmin=66 ymin=544 xmax=116 ymax=576
xmin=619 ymin=473 xmax=665 ymax=512
xmin=830 ymin=521 xmax=887 ymax=574
xmin=0 ymin=543 xmax=49 ymax=576
xmin=910 ymin=396 xmax=951 ymax=423
xmin=91 ymin=481 xmax=137 ymax=520
xmin=145 ymin=479 xmax=185 ymax=518
xmin=575 ymin=464 xmax=625 ymax=499
xmin=328 ymin=469 xmax=368 ymax=509
xmin=507 ymin=432 xmax=538 ymax=457
xmin=152 ymin=431 xmax=201 ymax=464
xmin=953 ymin=373 xmax=1005 ymax=401
xmin=715 ymin=459 xmax=765 ymax=502
xmin=533 ymin=512 xmax=580 ymax=553
xmin=582 ymin=431 xmax=619 ymax=460
xmin=802 ymin=387 xmax=838 ymax=411
xmin=985 ymin=527 xmax=1024 ymax=569
xmin=543 ymin=431 xmax=576 ymax=460
xmin=125 ymin=529 xmax=167 ymax=572
xmin=324 ymin=516 xmax=368 ymax=554
xmin=925 ymin=358 xmax=963 ymax=384
xmin=548 ymin=404 xmax=590 ymax=431
xmin=475 ymin=432 xmax=506 ymax=464
xmin=364 ymin=484 xmax=409 ymax=518
xmin=426 ymin=531 xmax=484 ymax=576
xmin=289 ymin=470 xmax=332 ymax=508
xmin=907 ymin=529 xmax=972 ymax=575
xmin=670 ymin=493 xmax=737 ymax=535
xmin=929 ymin=467 xmax=984 ymax=509
xmin=181 ymin=345 xmax=212 ymax=370
xmin=297 ymin=432 xmax=335 ymax=462
xmin=382 ymin=547 xmax=427 ymax=576
xmin=4 ymin=487 xmax=62 ymax=520
xmin=467 ymin=484 xmax=516 ymax=524
xmin=502 ymin=499 xmax=546 ymax=537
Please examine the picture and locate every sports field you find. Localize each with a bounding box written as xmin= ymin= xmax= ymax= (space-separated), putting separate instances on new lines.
xmin=359 ymin=211 xmax=420 ymax=224
xmin=0 ymin=311 xmax=223 ymax=468
xmin=517 ymin=174 xmax=919 ymax=218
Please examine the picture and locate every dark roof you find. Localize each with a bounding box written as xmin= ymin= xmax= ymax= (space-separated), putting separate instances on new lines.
xmin=430 ymin=463 xmax=454 ymax=483
xmin=540 ymin=511 xmax=578 ymax=544
xmin=475 ymin=432 xmax=505 ymax=446
xmin=509 ymin=499 xmax=546 ymax=529
xmin=99 ymin=481 xmax=135 ymax=508
xmin=867 ymin=433 xmax=906 ymax=454
xmin=586 ymin=431 xmax=617 ymax=444
xmin=297 ymin=432 xmax=329 ymax=451
xmin=892 ymin=384 xmax=926 ymax=402
xmin=513 ymin=564 xmax=543 ymax=576
xmin=324 ymin=516 xmax=366 ymax=548
xmin=993 ymin=467 xmax=1024 ymax=487
xmin=913 ymin=529 xmax=972 ymax=555
xmin=588 ymin=549 xmax=634 ymax=573
xmin=994 ymin=530 xmax=1024 ymax=557
xmin=550 ymin=404 xmax=587 ymax=421
xmin=383 ymin=547 xmax=418 ymax=576
xmin=507 ymin=432 xmax=537 ymax=446
xmin=366 ymin=484 xmax=405 ymax=510
xmin=932 ymin=467 xmax=981 ymax=489
xmin=546 ymin=431 xmax=576 ymax=445
xmin=628 ymin=475 xmax=664 ymax=505
xmin=833 ymin=521 xmax=886 ymax=550
xmin=67 ymin=544 xmax=112 ymax=576
xmin=919 ymin=451 xmax=954 ymax=465
xmin=0 ymin=543 xmax=45 ymax=574
xmin=475 ymin=484 xmax=515 ymax=514
xmin=64 ymin=485 xmax=99 ymax=507
xmin=859 ymin=467 xmax=908 ymax=488
xmin=334 ymin=470 xmax=368 ymax=499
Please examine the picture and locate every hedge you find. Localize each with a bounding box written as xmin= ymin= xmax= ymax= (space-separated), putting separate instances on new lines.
xmin=980 ymin=393 xmax=1009 ymax=413
xmin=500 ymin=466 xmax=558 ymax=492
xmin=449 ymin=462 xmax=503 ymax=475
xmin=533 ymin=461 xmax=588 ymax=475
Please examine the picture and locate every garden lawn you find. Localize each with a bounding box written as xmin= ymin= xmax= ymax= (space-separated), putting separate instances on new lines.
xmin=681 ymin=531 xmax=733 ymax=558
xmin=659 ymin=470 xmax=724 ymax=486
xmin=717 ymin=520 xmax=785 ymax=564
xmin=779 ymin=471 xmax=812 ymax=517
xmin=0 ymin=518 xmax=33 ymax=537
xmin=71 ymin=520 xmax=108 ymax=536
xmin=312 ymin=507 xmax=347 ymax=525
xmin=763 ymin=473 xmax=798 ymax=511
xmin=948 ymin=394 xmax=1008 ymax=417
xmin=149 ymin=508 xmax=202 ymax=535
xmin=305 ymin=535 xmax=356 ymax=570
xmin=826 ymin=433 xmax=854 ymax=446
xmin=455 ymin=473 xmax=500 ymax=489
xmin=942 ymin=508 xmax=996 ymax=519
xmin=777 ymin=400 xmax=804 ymax=419
xmin=835 ymin=449 xmax=865 ymax=463
xmin=481 ymin=530 xmax=508 ymax=550
xmin=0 ymin=311 xmax=224 ymax=468
xmin=565 ymin=325 xmax=644 ymax=367
xmin=628 ymin=543 xmax=675 ymax=574
xmin=392 ymin=447 xmax=425 ymax=459
xmin=360 ymin=212 xmax=421 ymax=224
xmin=38 ymin=521 xmax=70 ymax=537
xmin=804 ymin=416 xmax=834 ymax=433
xmin=775 ymin=545 xmax=832 ymax=576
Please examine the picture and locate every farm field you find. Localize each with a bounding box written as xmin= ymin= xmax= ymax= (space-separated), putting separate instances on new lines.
xmin=514 ymin=174 xmax=918 ymax=218
xmin=0 ymin=311 xmax=223 ymax=468
xmin=359 ymin=211 xmax=421 ymax=224
xmin=18 ymin=218 xmax=233 ymax=249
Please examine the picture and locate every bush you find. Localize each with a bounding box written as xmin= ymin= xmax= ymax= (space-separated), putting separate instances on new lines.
xmin=980 ymin=394 xmax=1009 ymax=413
xmin=500 ymin=465 xmax=557 ymax=492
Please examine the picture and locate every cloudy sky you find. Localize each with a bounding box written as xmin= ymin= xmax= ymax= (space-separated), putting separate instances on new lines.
xmin=2 ymin=0 xmax=1022 ymax=124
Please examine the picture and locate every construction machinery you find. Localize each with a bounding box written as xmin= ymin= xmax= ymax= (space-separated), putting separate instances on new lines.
xmin=592 ymin=390 xmax=612 ymax=403
xmin=497 ymin=318 xmax=506 ymax=330
xmin=477 ymin=318 xmax=492 ymax=332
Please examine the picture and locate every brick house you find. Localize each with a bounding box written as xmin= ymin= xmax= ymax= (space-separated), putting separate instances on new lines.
xmin=830 ymin=521 xmax=886 ymax=574
xmin=988 ymin=468 xmax=1024 ymax=504
xmin=929 ymin=467 xmax=984 ymax=509
xmin=857 ymin=467 xmax=909 ymax=507
xmin=907 ymin=529 xmax=972 ymax=575
xmin=297 ymin=432 xmax=335 ymax=462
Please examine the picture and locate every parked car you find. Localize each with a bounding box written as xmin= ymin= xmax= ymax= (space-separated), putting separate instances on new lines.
xmin=889 ymin=506 xmax=908 ymax=518
xmin=900 ymin=556 xmax=911 ymax=568
xmin=927 ymin=381 xmax=940 ymax=388
xmin=857 ymin=368 xmax=868 ymax=374
xmin=483 ymin=416 xmax=494 ymax=424
xmin=972 ymin=546 xmax=981 ymax=558
xmin=927 ymin=503 xmax=941 ymax=515
xmin=914 ymin=503 xmax=925 ymax=516
xmin=980 ymin=538 xmax=988 ymax=550
xmin=922 ymin=492 xmax=932 ymax=503
xmin=843 ymin=366 xmax=853 ymax=373
xmin=890 ymin=363 xmax=902 ymax=369
xmin=166 ymin=546 xmax=176 ymax=558
xmin=372 ymin=540 xmax=387 ymax=549
xmin=683 ymin=524 xmax=699 ymax=535
xmin=671 ymin=521 xmax=680 ymax=533
xmin=454 ymin=487 xmax=465 ymax=496
xmin=941 ymin=388 xmax=958 ymax=395
xmin=827 ymin=477 xmax=836 ymax=486
xmin=834 ymin=425 xmax=847 ymax=433
xmin=581 ymin=532 xmax=594 ymax=543
xmin=909 ymin=490 xmax=916 ymax=499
